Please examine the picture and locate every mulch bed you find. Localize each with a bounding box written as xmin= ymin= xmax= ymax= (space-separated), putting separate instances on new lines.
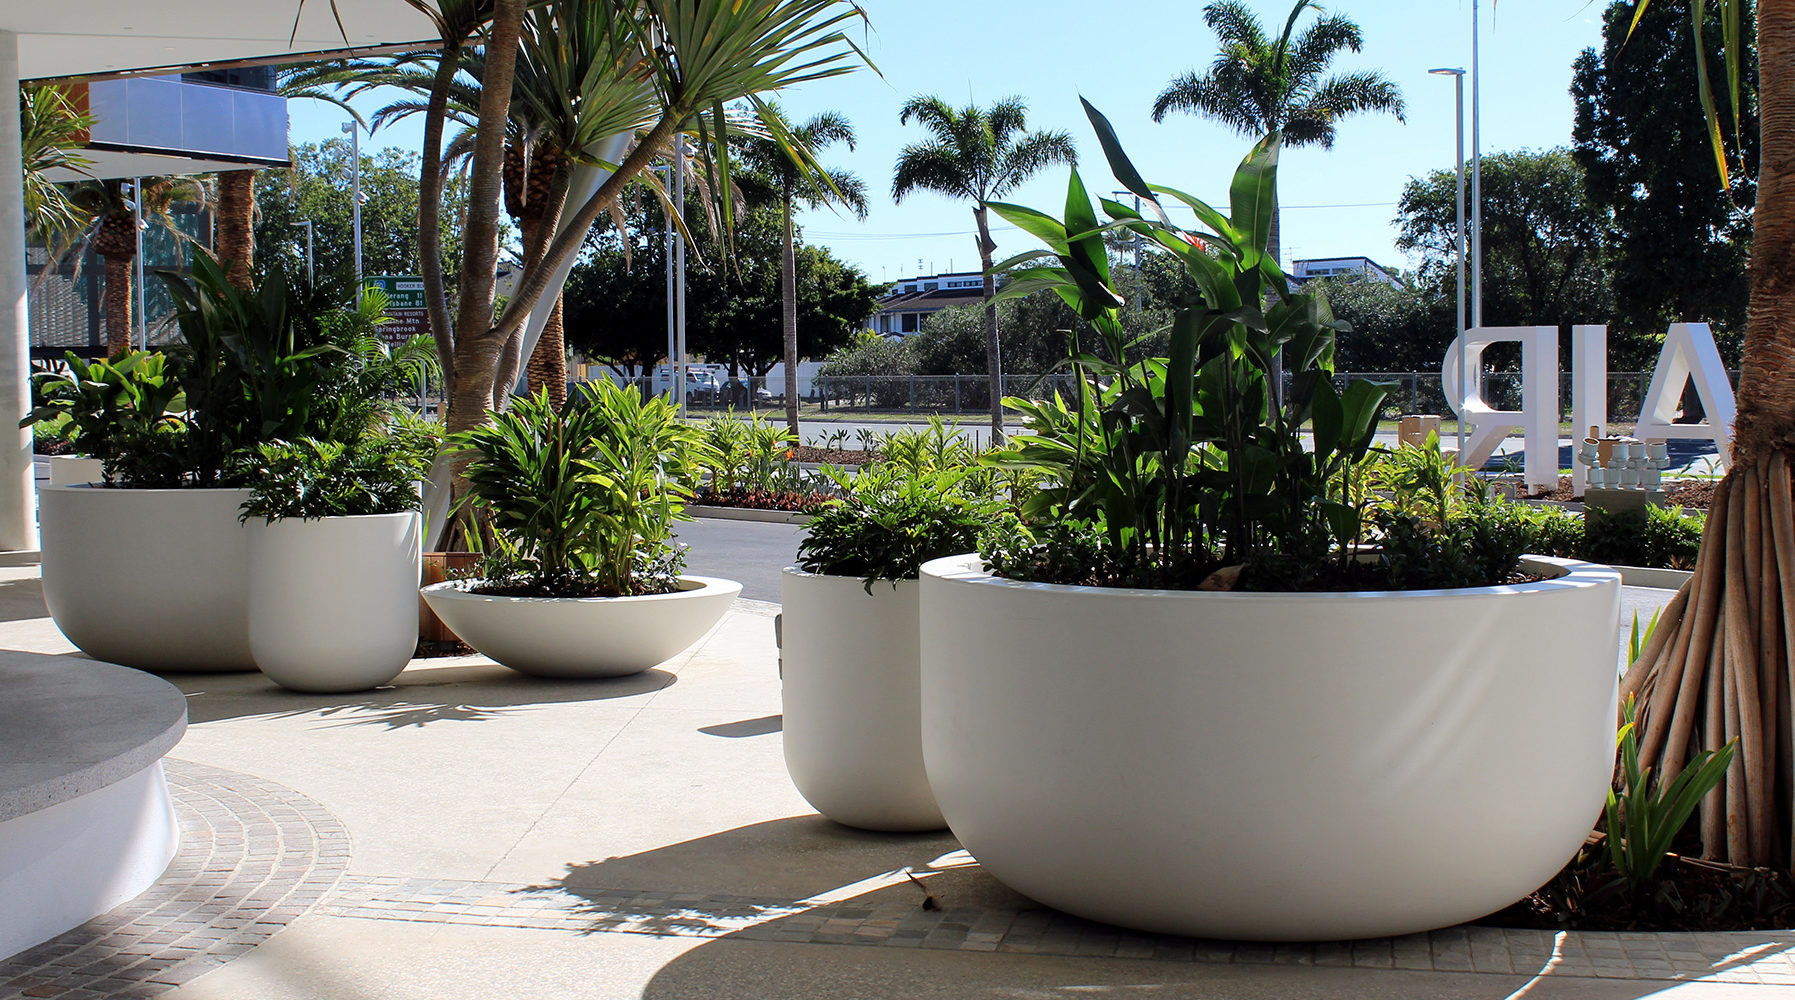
xmin=1487 ymin=843 xmax=1795 ymax=932
xmin=413 ymin=639 xmax=477 ymax=659
xmin=691 ymin=487 xmax=829 ymax=513
xmin=792 ymin=445 xmax=876 ymax=465
xmin=1521 ymin=476 xmax=1716 ymax=509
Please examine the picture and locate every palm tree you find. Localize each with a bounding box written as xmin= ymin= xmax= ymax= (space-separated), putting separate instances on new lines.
xmin=19 ymin=84 xmax=93 ymax=245
xmin=740 ymin=107 xmax=868 ymax=434
xmin=214 ymin=171 xmax=256 ymax=290
xmin=892 ymin=96 xmax=1076 ymax=442
xmin=1616 ymin=0 xmax=1795 ymax=873
xmin=1151 ymin=0 xmax=1405 ymax=269
xmin=67 ymin=176 xmax=207 ymax=355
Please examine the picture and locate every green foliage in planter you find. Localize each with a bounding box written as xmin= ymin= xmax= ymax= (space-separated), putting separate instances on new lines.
xmin=239 ymin=424 xmax=435 ymax=522
xmin=693 ymin=412 xmax=802 ymax=495
xmin=798 ymin=466 xmax=1003 ymax=592
xmin=452 ymin=381 xmax=706 ymax=598
xmin=1375 ymin=501 xmax=1535 ymax=590
xmin=1582 ymin=505 xmax=1705 ymax=571
xmin=25 ymin=351 xmax=187 ymax=486
xmin=979 ymin=101 xmax=1396 ymax=590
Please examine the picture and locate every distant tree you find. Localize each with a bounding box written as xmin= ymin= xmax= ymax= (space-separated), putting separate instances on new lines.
xmin=1151 ymin=0 xmax=1405 ymax=268
xmin=1306 ymin=274 xmax=1453 ymax=372
xmin=1572 ymin=0 xmax=1755 ymax=358
xmin=254 ymin=140 xmax=473 ymax=295
xmin=892 ymin=95 xmax=1076 ymax=441
xmin=1396 ymin=149 xmax=1615 ymax=346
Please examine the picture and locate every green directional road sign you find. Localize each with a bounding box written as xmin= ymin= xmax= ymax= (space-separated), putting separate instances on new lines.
xmin=364 ymin=275 xmax=427 ymax=311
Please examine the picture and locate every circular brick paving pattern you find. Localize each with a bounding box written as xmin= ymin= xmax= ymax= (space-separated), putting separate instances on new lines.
xmin=0 ymin=758 xmax=348 ymax=998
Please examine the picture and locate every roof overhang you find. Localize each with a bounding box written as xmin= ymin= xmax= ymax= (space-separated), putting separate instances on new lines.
xmin=7 ymin=1 xmax=437 ymax=83
xmin=43 ymin=148 xmax=291 ymax=183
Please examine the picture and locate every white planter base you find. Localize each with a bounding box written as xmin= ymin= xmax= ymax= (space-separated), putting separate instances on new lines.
xmin=40 ymin=485 xmax=255 ymax=672
xmin=421 ymin=576 xmax=742 ymax=678
xmin=921 ymin=553 xmax=1621 ymax=942
xmin=780 ymin=571 xmax=943 ymax=832
xmin=248 ymin=512 xmax=422 ymax=693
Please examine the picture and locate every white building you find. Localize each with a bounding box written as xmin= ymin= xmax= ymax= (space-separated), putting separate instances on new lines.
xmin=869 ymin=270 xmax=988 ymax=337
xmin=1290 ymin=256 xmax=1401 ymax=287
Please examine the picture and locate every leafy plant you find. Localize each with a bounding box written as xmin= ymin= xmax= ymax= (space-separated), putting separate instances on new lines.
xmin=1605 ymin=694 xmax=1738 ymax=887
xmin=239 ymin=429 xmax=434 ymax=522
xmin=980 ymin=101 xmax=1393 ymax=590
xmin=452 ymin=381 xmax=707 ymax=598
xmin=798 ymin=466 xmax=1002 ymax=592
xmin=24 ymin=351 xmax=186 ymax=484
xmin=1366 ymin=431 xmax=1479 ymax=526
xmin=1373 ymin=499 xmax=1534 ymax=591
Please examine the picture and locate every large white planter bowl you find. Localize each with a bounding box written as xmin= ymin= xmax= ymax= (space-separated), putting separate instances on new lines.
xmin=780 ymin=570 xmax=944 ymax=832
xmin=47 ymin=455 xmax=107 ymax=486
xmin=247 ymin=512 xmax=422 ymax=693
xmin=40 ymin=484 xmax=255 ymax=672
xmin=420 ymin=576 xmax=742 ymax=678
xmin=920 ymin=553 xmax=1622 ymax=942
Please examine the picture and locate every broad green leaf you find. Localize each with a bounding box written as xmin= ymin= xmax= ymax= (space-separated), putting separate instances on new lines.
xmin=1228 ymin=132 xmax=1280 ymax=269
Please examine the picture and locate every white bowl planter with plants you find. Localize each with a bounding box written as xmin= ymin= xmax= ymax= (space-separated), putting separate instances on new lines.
xmin=241 ymin=437 xmax=433 ymax=693
xmin=421 ymin=381 xmax=742 ymax=679
xmin=40 ymin=483 xmax=256 ymax=672
xmin=913 ymin=107 xmax=1630 ymax=942
xmin=921 ymin=553 xmax=1620 ymax=941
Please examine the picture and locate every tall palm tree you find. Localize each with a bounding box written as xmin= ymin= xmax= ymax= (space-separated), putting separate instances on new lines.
xmin=19 ymin=84 xmax=93 ymax=245
xmin=1616 ymin=0 xmax=1795 ymax=873
xmin=214 ymin=170 xmax=256 ymax=290
xmin=741 ymin=107 xmax=868 ymax=434
xmin=67 ymin=176 xmax=207 ymax=355
xmin=1151 ymin=0 xmax=1405 ymax=269
xmin=892 ymin=96 xmax=1076 ymax=442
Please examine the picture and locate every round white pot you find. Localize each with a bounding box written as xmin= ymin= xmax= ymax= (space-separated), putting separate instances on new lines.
xmin=248 ymin=512 xmax=422 ymax=693
xmin=47 ymin=455 xmax=107 ymax=486
xmin=920 ymin=553 xmax=1622 ymax=942
xmin=40 ymin=484 xmax=255 ymax=672
xmin=779 ymin=570 xmax=944 ymax=832
xmin=420 ymin=576 xmax=743 ymax=678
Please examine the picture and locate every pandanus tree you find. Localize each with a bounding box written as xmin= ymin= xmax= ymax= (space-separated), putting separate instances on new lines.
xmin=739 ymin=106 xmax=869 ymax=435
xmin=891 ymin=96 xmax=1076 ymax=442
xmin=19 ymin=84 xmax=93 ymax=245
xmin=1618 ymin=0 xmax=1795 ymax=873
xmin=67 ymin=176 xmax=208 ymax=355
xmin=1150 ymin=0 xmax=1404 ymax=269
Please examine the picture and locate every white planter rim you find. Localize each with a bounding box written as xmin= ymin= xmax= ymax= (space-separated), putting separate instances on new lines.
xmin=421 ymin=575 xmax=736 ymax=607
xmin=44 ymin=483 xmax=248 ymax=496
xmin=246 ymin=510 xmax=422 ymax=524
xmin=920 ymin=552 xmax=1619 ymax=603
xmin=780 ymin=566 xmax=908 ymax=587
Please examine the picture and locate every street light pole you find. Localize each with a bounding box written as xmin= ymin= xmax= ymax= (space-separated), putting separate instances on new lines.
xmin=295 ymin=219 xmax=314 ymax=285
xmin=1470 ymin=0 xmax=1484 ymax=331
xmin=129 ymin=177 xmax=146 ymax=350
xmin=1430 ymin=67 xmax=1468 ymax=462
xmin=341 ymin=121 xmax=363 ymax=302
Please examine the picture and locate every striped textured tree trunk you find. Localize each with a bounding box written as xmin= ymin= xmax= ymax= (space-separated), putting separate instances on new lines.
xmin=1622 ymin=0 xmax=1795 ymax=871
xmin=215 ymin=169 xmax=255 ymax=290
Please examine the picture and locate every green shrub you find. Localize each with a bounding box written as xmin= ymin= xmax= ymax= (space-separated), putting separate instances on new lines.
xmin=239 ymin=429 xmax=434 ymax=522
xmin=798 ymin=467 xmax=1000 ymax=592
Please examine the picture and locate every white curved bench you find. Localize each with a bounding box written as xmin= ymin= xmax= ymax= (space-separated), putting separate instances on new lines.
xmin=0 ymin=657 xmax=186 ymax=960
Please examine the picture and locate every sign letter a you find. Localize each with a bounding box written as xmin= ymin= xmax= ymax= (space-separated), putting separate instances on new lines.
xmin=1634 ymin=323 xmax=1737 ymax=471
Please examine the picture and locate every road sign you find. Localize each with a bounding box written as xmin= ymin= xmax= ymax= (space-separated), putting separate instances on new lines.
xmin=363 ymin=275 xmax=427 ymax=311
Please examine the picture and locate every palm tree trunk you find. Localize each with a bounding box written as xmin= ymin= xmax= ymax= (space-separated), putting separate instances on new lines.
xmin=101 ymin=251 xmax=132 ymax=356
xmin=975 ymin=204 xmax=1002 ymax=444
xmin=525 ymin=294 xmax=567 ymax=408
xmin=1622 ymin=0 xmax=1795 ymax=871
xmin=446 ymin=0 xmax=527 ymax=440
xmin=418 ymin=46 xmax=463 ymax=387
xmin=782 ymin=195 xmax=801 ymax=435
xmin=215 ymin=169 xmax=255 ymax=290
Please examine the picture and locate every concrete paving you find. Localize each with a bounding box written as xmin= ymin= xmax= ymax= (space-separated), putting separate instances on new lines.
xmin=5 ymin=559 xmax=1790 ymax=999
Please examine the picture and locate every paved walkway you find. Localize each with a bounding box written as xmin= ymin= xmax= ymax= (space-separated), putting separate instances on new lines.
xmin=3 ymin=561 xmax=1788 ymax=998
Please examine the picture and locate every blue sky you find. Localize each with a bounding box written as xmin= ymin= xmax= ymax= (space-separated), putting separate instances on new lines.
xmin=289 ymin=0 xmax=1610 ymax=286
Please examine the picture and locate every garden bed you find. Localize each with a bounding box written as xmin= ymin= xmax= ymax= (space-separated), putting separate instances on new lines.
xmin=793 ymin=444 xmax=876 ymax=465
xmin=1489 ymin=842 xmax=1795 ymax=932
xmin=690 ymin=486 xmax=828 ymax=514
xmin=1523 ymin=476 xmax=1718 ymax=509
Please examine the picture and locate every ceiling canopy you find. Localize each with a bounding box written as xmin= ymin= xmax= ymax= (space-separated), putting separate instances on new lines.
xmin=8 ymin=1 xmax=436 ymax=82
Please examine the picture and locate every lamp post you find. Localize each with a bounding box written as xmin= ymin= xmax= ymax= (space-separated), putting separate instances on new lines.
xmin=341 ymin=121 xmax=362 ymax=302
xmin=128 ymin=178 xmax=146 ymax=350
xmin=295 ymin=219 xmax=314 ymax=285
xmin=1430 ymin=67 xmax=1468 ymax=462
xmin=1470 ymin=0 xmax=1483 ymax=330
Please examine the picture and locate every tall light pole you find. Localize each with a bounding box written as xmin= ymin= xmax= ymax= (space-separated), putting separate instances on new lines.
xmin=1470 ymin=0 xmax=1484 ymax=330
xmin=1430 ymin=67 xmax=1468 ymax=461
xmin=341 ymin=121 xmax=363 ymax=301
xmin=295 ymin=219 xmax=314 ymax=285
xmin=128 ymin=178 xmax=146 ymax=350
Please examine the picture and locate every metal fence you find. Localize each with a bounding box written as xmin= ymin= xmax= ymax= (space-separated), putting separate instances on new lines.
xmin=583 ymin=371 xmax=1741 ymax=425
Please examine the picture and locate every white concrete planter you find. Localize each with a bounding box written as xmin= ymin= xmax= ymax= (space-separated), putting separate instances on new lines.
xmin=247 ymin=512 xmax=422 ymax=693
xmin=920 ymin=553 xmax=1622 ymax=942
xmin=40 ymin=484 xmax=255 ymax=672
xmin=47 ymin=455 xmax=107 ymax=486
xmin=779 ymin=570 xmax=944 ymax=832
xmin=420 ymin=576 xmax=742 ymax=678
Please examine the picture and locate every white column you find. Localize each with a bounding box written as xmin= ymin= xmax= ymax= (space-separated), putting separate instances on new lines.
xmin=0 ymin=32 xmax=38 ymax=551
